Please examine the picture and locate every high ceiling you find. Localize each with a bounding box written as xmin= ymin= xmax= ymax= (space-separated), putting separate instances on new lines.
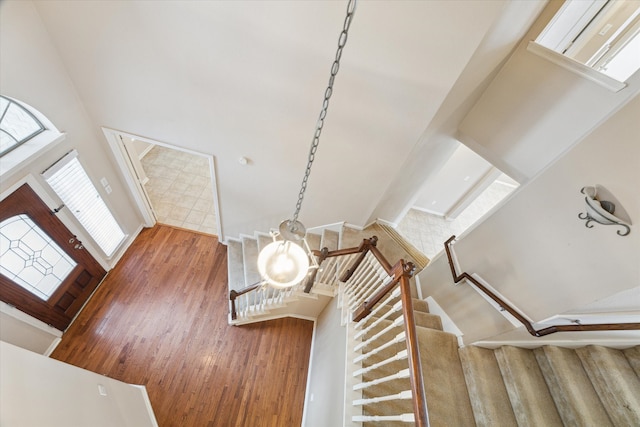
xmin=29 ymin=0 xmax=546 ymax=238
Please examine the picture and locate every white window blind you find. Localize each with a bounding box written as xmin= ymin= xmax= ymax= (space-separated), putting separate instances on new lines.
xmin=43 ymin=150 xmax=125 ymax=257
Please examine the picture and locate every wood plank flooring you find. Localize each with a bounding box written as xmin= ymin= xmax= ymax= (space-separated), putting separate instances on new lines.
xmin=51 ymin=225 xmax=314 ymax=427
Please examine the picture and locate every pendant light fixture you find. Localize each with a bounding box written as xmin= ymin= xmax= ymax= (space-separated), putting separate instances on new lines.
xmin=257 ymin=0 xmax=357 ymax=288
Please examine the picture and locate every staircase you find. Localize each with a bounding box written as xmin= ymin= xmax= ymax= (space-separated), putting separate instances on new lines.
xmin=354 ymin=290 xmax=640 ymax=426
xmin=226 ymin=222 xmax=429 ymax=325
xmin=227 ymin=223 xmax=640 ymax=425
xmin=226 ymin=227 xmax=349 ymax=324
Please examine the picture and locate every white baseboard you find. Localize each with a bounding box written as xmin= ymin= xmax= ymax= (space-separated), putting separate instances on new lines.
xmin=415 ymin=275 xmax=423 ymax=300
xmin=138 ymin=144 xmax=155 ymax=159
xmin=133 ymin=384 xmax=159 ymax=427
xmin=109 ymin=223 xmax=145 ymax=268
xmin=231 ymin=313 xmax=318 ymax=326
xmin=307 ymin=221 xmax=345 ymax=234
xmin=44 ymin=337 xmax=62 ymax=357
xmin=301 ymin=319 xmax=317 ymax=427
xmin=474 ymin=334 xmax=640 ymax=350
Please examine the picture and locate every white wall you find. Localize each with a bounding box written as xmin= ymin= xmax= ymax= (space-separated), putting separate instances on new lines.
xmin=0 ymin=302 xmax=61 ymax=355
xmin=413 ymin=143 xmax=493 ymax=216
xmin=458 ymin=1 xmax=640 ymax=183
xmin=28 ymin=0 xmax=513 ymax=239
xmin=418 ymin=93 xmax=640 ymax=344
xmin=0 ymin=0 xmax=146 ymax=353
xmin=368 ymin=0 xmax=547 ymax=225
xmin=303 ymin=300 xmax=345 ymax=427
xmin=0 ymin=1 xmax=144 ymax=261
xmin=0 ymin=341 xmax=157 ymax=427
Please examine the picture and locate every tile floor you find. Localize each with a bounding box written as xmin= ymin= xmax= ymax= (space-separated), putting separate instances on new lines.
xmin=140 ymin=146 xmax=217 ymax=235
xmin=397 ymin=180 xmax=517 ymax=259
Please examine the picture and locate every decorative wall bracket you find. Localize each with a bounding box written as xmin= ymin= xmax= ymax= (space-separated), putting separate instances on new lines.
xmin=579 ymin=185 xmax=631 ymax=236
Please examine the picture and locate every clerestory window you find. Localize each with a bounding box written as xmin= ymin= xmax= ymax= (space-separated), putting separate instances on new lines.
xmin=534 ymin=0 xmax=640 ymax=83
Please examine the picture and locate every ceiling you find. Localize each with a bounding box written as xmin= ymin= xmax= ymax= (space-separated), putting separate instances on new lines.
xmin=30 ymin=0 xmax=547 ymax=238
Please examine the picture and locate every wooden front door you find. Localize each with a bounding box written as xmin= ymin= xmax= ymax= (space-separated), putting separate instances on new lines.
xmin=0 ymin=184 xmax=107 ymax=330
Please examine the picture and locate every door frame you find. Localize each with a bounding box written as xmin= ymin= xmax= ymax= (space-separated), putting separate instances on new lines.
xmin=102 ymin=128 xmax=224 ymax=241
xmin=0 ymin=174 xmax=109 ymax=271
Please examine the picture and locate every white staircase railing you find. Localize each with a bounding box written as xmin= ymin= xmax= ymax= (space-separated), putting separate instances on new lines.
xmin=229 ymin=250 xmax=358 ymax=324
xmin=342 ymin=251 xmax=428 ymax=426
xmin=230 ymin=283 xmax=299 ymax=322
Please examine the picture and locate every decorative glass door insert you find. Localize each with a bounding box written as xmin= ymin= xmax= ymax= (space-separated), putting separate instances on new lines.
xmin=0 ymin=214 xmax=76 ymax=300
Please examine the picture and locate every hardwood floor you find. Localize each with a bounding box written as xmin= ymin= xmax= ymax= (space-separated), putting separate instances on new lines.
xmin=51 ymin=225 xmax=314 ymax=427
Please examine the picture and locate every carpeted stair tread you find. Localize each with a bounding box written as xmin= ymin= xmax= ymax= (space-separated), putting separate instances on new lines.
xmin=306 ymin=232 xmax=322 ymax=252
xmin=410 ymin=311 xmax=442 ymax=330
xmin=361 ymin=354 xmax=413 ymax=414
xmin=458 ymin=346 xmax=517 ymax=427
xmin=363 ymin=319 xmax=402 ymax=343
xmin=411 ymin=298 xmax=429 ymax=313
xmin=363 ymin=303 xmax=440 ymax=338
xmin=241 ymin=236 xmax=260 ymax=286
xmin=362 ymin=378 xmax=414 ymax=420
xmin=495 ymin=346 xmax=563 ymax=426
xmin=576 ymin=345 xmax=640 ymax=426
xmin=370 ymin=298 xmax=429 ymax=318
xmin=360 ymin=317 xmax=413 ymax=421
xmin=362 ymin=340 xmax=407 ymax=368
xmin=321 ymin=229 xmax=340 ymax=251
xmin=534 ymin=346 xmax=612 ymax=426
xmin=256 ymin=233 xmax=272 ymax=252
xmin=341 ymin=225 xmax=364 ymax=248
xmin=623 ymin=346 xmax=640 ymax=378
xmin=227 ymin=239 xmax=245 ymax=292
xmin=416 ymin=327 xmax=475 ymax=427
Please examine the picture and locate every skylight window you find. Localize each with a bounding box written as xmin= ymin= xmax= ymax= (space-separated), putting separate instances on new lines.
xmin=536 ymin=0 xmax=640 ymax=82
xmin=0 ymin=95 xmax=46 ymax=156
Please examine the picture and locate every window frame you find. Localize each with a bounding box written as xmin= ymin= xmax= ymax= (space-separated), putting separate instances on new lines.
xmin=0 ymin=96 xmax=65 ymax=181
xmin=0 ymin=95 xmax=46 ymax=157
xmin=42 ymin=150 xmax=127 ymax=258
xmin=528 ymin=0 xmax=639 ymax=92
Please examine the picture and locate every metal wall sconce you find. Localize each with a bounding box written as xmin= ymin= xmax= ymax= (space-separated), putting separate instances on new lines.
xmin=579 ymin=185 xmax=631 ymax=236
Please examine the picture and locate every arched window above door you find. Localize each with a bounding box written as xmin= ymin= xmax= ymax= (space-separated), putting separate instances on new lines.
xmin=0 ymin=95 xmax=64 ymax=179
xmin=0 ymin=95 xmax=46 ymax=156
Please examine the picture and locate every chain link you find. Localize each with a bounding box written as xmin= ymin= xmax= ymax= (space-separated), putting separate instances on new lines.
xmin=291 ymin=0 xmax=357 ymax=226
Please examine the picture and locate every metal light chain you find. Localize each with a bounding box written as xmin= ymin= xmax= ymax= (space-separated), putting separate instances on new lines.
xmin=290 ymin=0 xmax=357 ymax=228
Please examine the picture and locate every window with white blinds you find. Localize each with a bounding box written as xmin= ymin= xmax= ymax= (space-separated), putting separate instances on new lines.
xmin=42 ymin=150 xmax=125 ymax=257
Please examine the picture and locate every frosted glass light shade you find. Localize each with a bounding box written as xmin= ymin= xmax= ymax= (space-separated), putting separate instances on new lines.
xmin=257 ymin=240 xmax=309 ymax=288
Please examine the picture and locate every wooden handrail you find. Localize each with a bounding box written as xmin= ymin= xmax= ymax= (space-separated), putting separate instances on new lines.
xmin=398 ymin=267 xmax=429 ymax=427
xmin=339 ymin=236 xmax=379 ymax=282
xmin=303 ymin=236 xmax=379 ymax=293
xmin=444 ymin=235 xmax=640 ymax=337
xmin=368 ymin=244 xmax=394 ymax=275
xmin=352 ymin=258 xmax=427 ymax=426
xmin=229 ymin=281 xmax=262 ymax=321
xmin=352 ymin=259 xmax=415 ymax=322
